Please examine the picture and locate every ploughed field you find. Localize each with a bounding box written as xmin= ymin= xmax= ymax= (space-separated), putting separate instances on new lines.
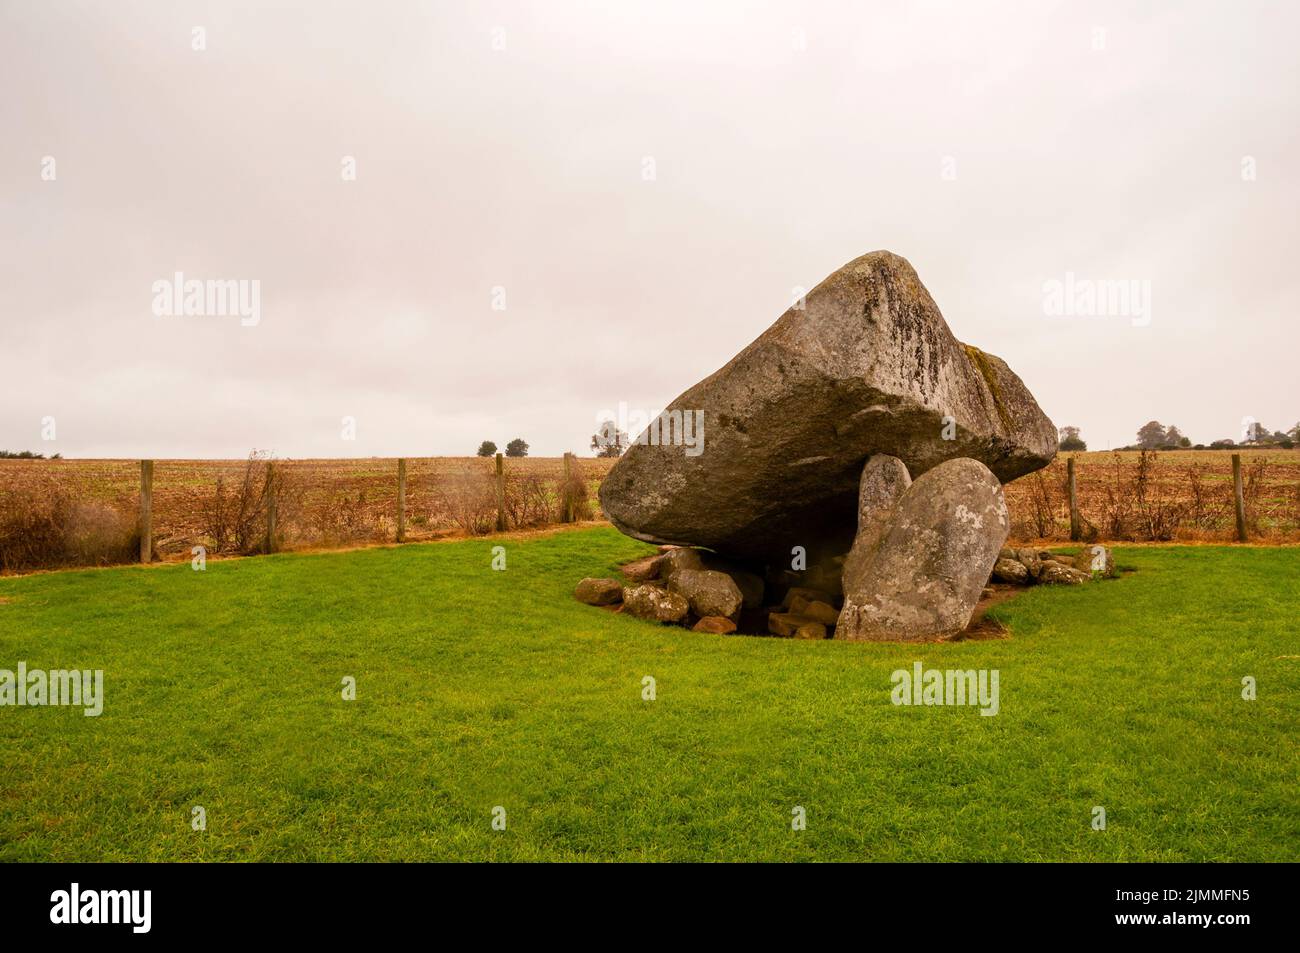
xmin=0 ymin=528 xmax=1295 ymax=861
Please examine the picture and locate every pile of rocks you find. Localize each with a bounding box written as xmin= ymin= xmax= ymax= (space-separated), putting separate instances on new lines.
xmin=990 ymin=545 xmax=1116 ymax=587
xmin=578 ymin=538 xmax=1117 ymax=641
xmin=575 ymin=546 xmax=846 ymax=639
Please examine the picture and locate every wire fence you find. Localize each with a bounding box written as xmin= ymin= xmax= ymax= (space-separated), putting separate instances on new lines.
xmin=0 ymin=455 xmax=615 ymax=572
xmin=1002 ymin=450 xmax=1300 ymax=542
xmin=1 ymin=450 xmax=1297 ymax=574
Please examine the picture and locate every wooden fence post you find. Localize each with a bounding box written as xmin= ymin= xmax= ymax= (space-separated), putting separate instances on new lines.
xmin=265 ymin=461 xmax=277 ymax=554
xmin=1067 ymin=456 xmax=1081 ymax=541
xmin=139 ymin=459 xmax=153 ymax=563
xmin=1232 ymin=453 xmax=1247 ymax=542
xmin=495 ymin=453 xmax=506 ymax=532
xmin=397 ymin=458 xmax=407 ymax=542
xmin=562 ymin=452 xmax=575 ymax=523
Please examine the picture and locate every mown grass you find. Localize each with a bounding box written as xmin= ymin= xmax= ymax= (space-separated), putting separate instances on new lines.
xmin=0 ymin=529 xmax=1295 ymax=861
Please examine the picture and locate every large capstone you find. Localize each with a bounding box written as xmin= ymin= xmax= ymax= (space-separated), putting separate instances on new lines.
xmin=598 ymin=250 xmax=1056 ymax=566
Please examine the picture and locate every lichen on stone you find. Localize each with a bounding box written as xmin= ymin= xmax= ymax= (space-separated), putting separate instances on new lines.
xmin=961 ymin=343 xmax=1014 ymax=432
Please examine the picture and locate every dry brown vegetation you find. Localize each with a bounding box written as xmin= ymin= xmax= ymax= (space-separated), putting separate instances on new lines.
xmin=0 ymin=455 xmax=617 ymax=571
xmin=1 ymin=449 xmax=1296 ymax=573
xmin=1002 ymin=449 xmax=1300 ymax=544
xmin=0 ymin=474 xmax=139 ymax=573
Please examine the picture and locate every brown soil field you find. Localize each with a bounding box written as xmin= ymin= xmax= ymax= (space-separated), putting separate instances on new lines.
xmin=2 ymin=448 xmax=1296 ymax=573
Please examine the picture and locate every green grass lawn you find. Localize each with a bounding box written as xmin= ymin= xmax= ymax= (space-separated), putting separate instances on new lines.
xmin=0 ymin=528 xmax=1296 ymax=861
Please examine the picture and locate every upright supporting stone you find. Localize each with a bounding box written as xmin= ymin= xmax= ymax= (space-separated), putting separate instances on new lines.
xmin=139 ymin=459 xmax=154 ymax=563
xmin=397 ymin=458 xmax=407 ymax=542
xmin=837 ymin=457 xmax=1008 ymax=642
xmin=265 ymin=461 xmax=277 ymax=554
xmin=839 ymin=455 xmax=911 ymax=590
xmin=1232 ymin=453 xmax=1247 ymax=542
xmin=495 ymin=453 xmax=506 ymax=532
xmin=1067 ymin=456 xmax=1081 ymax=541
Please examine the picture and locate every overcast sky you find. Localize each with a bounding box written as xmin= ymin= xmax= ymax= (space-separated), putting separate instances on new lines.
xmin=2 ymin=0 xmax=1297 ymax=458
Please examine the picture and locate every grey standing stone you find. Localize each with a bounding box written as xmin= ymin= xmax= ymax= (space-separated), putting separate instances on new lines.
xmin=837 ymin=458 xmax=1010 ymax=641
xmin=840 ymin=455 xmax=912 ymax=590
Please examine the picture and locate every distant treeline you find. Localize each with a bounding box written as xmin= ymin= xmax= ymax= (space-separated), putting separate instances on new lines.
xmin=1059 ymin=420 xmax=1298 ymax=452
